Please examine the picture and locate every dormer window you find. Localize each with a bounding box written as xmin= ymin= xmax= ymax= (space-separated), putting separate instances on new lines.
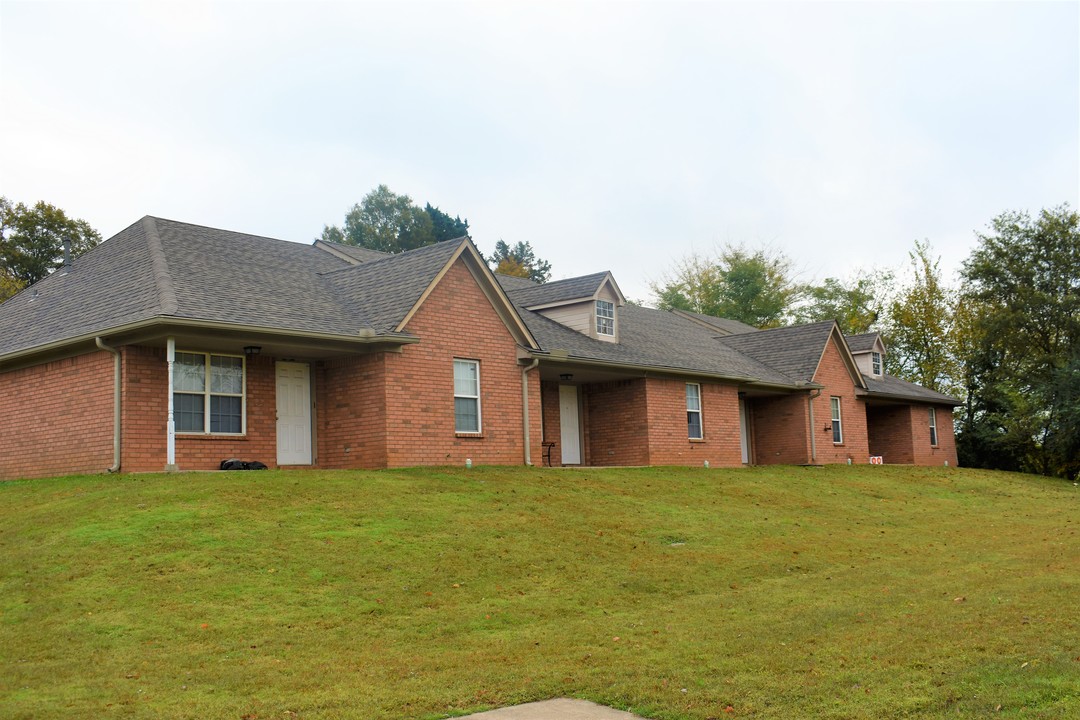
xmin=872 ymin=351 xmax=882 ymax=375
xmin=596 ymin=300 xmax=615 ymax=336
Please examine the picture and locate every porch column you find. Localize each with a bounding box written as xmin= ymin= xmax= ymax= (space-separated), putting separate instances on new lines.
xmin=165 ymin=337 xmax=178 ymax=472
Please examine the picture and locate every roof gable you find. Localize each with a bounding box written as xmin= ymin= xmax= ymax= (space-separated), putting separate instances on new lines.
xmin=506 ymin=271 xmax=625 ymax=309
xmin=812 ymin=324 xmax=868 ymax=390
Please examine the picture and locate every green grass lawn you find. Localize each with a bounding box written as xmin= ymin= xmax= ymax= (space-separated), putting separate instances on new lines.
xmin=1 ymin=465 xmax=1077 ymax=719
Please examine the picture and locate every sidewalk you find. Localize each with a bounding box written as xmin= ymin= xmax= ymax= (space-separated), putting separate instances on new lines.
xmin=457 ymin=698 xmax=645 ymax=719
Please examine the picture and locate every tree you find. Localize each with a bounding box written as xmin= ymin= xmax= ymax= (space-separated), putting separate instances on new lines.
xmin=650 ymin=244 xmax=801 ymax=328
xmin=793 ymin=269 xmax=893 ymax=335
xmin=489 ymin=240 xmax=552 ymax=283
xmin=881 ymin=239 xmax=959 ymax=395
xmin=321 ymin=185 xmax=436 ymax=253
xmin=957 ymin=205 xmax=1080 ymax=478
xmin=425 ymin=203 xmax=469 ymax=242
xmin=1 ymin=197 xmax=101 ymax=289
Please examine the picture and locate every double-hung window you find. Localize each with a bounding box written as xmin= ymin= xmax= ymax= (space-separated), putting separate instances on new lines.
xmin=830 ymin=396 xmax=843 ymax=444
xmin=929 ymin=407 xmax=938 ymax=446
xmin=872 ymin=351 xmax=882 ymax=376
xmin=173 ymin=352 xmax=245 ymax=434
xmin=453 ymin=359 xmax=481 ymax=433
xmin=686 ymin=383 xmax=703 ymax=439
xmin=596 ymin=299 xmax=615 ymax=336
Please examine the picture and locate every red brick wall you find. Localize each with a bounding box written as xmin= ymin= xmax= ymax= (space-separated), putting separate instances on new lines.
xmin=751 ymin=394 xmax=811 ymax=465
xmin=0 ymin=351 xmax=115 ymax=480
xmin=120 ymin=346 xmax=278 ymax=472
xmin=867 ymin=405 xmax=915 ymax=463
xmin=316 ymin=353 xmax=388 ymax=469
xmin=381 ymin=260 xmax=538 ymax=467
xmin=912 ymin=404 xmax=958 ymax=467
xmin=540 ymin=381 xmax=563 ymax=466
xmin=584 ymin=379 xmax=650 ymax=466
xmin=811 ymin=336 xmax=870 ymax=464
xmin=645 ymin=378 xmax=742 ymax=467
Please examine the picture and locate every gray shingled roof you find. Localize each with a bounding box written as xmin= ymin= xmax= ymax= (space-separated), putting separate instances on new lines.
xmin=674 ymin=310 xmax=760 ymax=336
xmin=0 ymin=217 xmax=458 ymax=358
xmin=320 ymin=239 xmax=464 ymax=332
xmin=0 ymin=218 xmax=168 ymax=357
xmin=718 ymin=321 xmax=836 ymax=383
xmin=493 ymin=273 xmax=539 ymax=292
xmin=506 ymin=271 xmax=611 ymax=307
xmin=155 ymin=219 xmax=368 ymax=335
xmin=317 ymin=240 xmax=391 ymax=264
xmin=846 ymin=332 xmax=881 ymax=353
xmin=515 ymin=304 xmax=798 ymax=384
xmin=862 ymin=374 xmax=960 ymax=404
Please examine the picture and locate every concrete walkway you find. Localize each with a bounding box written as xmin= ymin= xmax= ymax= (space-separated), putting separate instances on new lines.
xmin=458 ymin=698 xmax=645 ymax=719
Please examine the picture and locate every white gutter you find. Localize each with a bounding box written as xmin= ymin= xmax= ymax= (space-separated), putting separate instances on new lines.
xmin=521 ymin=358 xmax=540 ymax=465
xmin=94 ymin=337 xmax=121 ymax=473
xmin=166 ymin=337 xmax=178 ymax=472
xmin=807 ymin=388 xmax=822 ymax=463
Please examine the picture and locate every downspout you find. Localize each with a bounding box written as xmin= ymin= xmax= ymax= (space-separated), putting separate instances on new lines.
xmin=521 ymin=358 xmax=540 ymax=465
xmin=807 ymin=388 xmax=822 ymax=464
xmin=95 ymin=337 xmax=121 ymax=473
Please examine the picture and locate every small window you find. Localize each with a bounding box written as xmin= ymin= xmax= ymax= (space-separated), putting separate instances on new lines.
xmin=830 ymin=396 xmax=843 ymax=444
xmin=173 ymin=352 xmax=245 ymax=434
xmin=453 ymin=359 xmax=481 ymax=433
xmin=929 ymin=407 xmax=938 ymax=446
xmin=596 ymin=299 xmax=615 ymax=336
xmin=686 ymin=383 xmax=703 ymax=439
xmin=872 ymin=351 xmax=882 ymax=376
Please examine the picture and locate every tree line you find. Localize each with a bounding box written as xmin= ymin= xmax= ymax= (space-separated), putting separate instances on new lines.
xmin=2 ymin=192 xmax=1075 ymax=479
xmin=650 ymin=205 xmax=1079 ymax=480
xmin=320 ymin=184 xmax=552 ymax=283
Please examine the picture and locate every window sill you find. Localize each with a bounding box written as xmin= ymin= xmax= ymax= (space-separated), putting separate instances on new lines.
xmin=455 ymin=433 xmax=485 ymax=439
xmin=176 ymin=433 xmax=248 ymax=440
xmin=689 ymin=438 xmax=706 ymax=443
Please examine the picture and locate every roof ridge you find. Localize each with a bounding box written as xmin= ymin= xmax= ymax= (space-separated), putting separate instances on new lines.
xmin=141 ymin=216 xmax=178 ymax=316
xmin=317 ymin=237 xmax=467 ymax=277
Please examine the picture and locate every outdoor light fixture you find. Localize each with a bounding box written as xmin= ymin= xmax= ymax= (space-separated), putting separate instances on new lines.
xmin=244 ymin=346 xmax=262 ymax=357
xmin=560 ymin=373 xmax=573 ymax=381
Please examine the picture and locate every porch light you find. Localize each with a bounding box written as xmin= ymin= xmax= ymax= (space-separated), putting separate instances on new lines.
xmin=560 ymin=373 xmax=573 ymax=381
xmin=244 ymin=346 xmax=262 ymax=357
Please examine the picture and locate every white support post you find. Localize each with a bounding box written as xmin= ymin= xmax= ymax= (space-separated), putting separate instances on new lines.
xmin=166 ymin=337 xmax=178 ymax=472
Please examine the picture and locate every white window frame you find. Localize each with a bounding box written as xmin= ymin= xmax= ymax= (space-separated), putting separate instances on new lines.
xmin=686 ymin=383 xmax=703 ymax=439
xmin=173 ymin=351 xmax=246 ymax=435
xmin=929 ymin=407 xmax=938 ymax=446
xmin=453 ymin=358 xmax=482 ymax=434
xmin=872 ymin=351 xmax=882 ymax=376
xmin=596 ymin=299 xmax=615 ymax=336
xmin=830 ymin=396 xmax=843 ymax=444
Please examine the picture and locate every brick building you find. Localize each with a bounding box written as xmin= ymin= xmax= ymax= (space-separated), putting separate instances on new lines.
xmin=0 ymin=217 xmax=958 ymax=480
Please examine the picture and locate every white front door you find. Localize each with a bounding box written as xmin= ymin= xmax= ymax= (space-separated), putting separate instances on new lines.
xmin=739 ymin=398 xmax=751 ymax=464
xmin=559 ymin=384 xmax=581 ymax=465
xmin=276 ymin=361 xmax=312 ymax=465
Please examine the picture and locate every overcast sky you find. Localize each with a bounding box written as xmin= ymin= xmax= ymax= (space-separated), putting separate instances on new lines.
xmin=2 ymin=1 xmax=1077 ymax=303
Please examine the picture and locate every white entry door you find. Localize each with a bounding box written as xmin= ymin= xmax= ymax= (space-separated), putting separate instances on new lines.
xmin=739 ymin=398 xmax=751 ymax=464
xmin=559 ymin=384 xmax=581 ymax=465
xmin=276 ymin=362 xmax=312 ymax=465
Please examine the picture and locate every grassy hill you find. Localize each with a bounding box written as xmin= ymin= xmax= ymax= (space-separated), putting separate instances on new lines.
xmin=1 ymin=465 xmax=1076 ymax=719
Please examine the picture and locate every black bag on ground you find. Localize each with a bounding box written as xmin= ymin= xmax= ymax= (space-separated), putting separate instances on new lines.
xmin=220 ymin=459 xmax=268 ymax=471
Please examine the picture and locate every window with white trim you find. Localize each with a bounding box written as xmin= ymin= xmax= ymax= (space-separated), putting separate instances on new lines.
xmin=453 ymin=359 xmax=481 ymax=433
xmin=872 ymin=351 xmax=882 ymax=376
xmin=596 ymin=299 xmax=615 ymax=336
xmin=173 ymin=352 xmax=245 ymax=434
xmin=929 ymin=407 xmax=938 ymax=446
xmin=686 ymin=383 xmax=703 ymax=439
xmin=830 ymin=396 xmax=843 ymax=444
